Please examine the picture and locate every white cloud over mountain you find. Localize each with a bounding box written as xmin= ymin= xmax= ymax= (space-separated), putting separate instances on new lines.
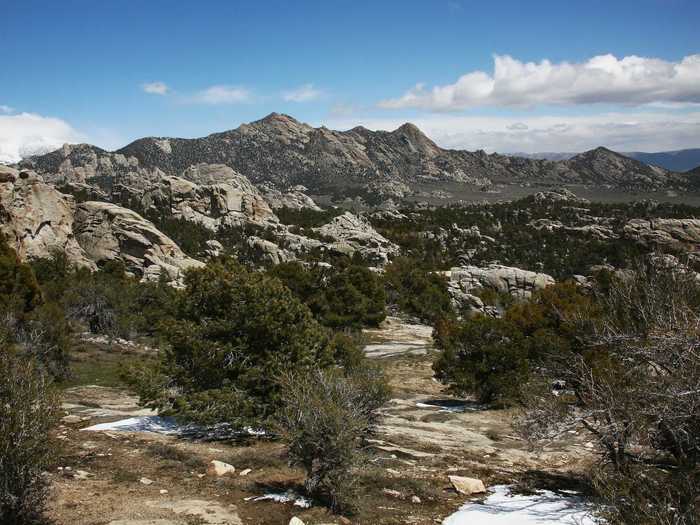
xmin=326 ymin=111 xmax=700 ymax=154
xmin=380 ymin=54 xmax=700 ymax=111
xmin=0 ymin=111 xmax=85 ymax=164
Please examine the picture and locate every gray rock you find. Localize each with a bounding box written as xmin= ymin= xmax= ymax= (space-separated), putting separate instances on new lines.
xmin=624 ymin=218 xmax=700 ymax=250
xmin=0 ymin=169 xmax=92 ymax=267
xmin=74 ymin=201 xmax=203 ymax=283
xmin=314 ymin=212 xmax=399 ymax=265
xmin=261 ymin=184 xmax=321 ymax=211
xmin=246 ymin=236 xmax=295 ymax=265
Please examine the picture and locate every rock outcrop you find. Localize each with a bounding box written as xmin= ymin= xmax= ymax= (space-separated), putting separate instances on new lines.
xmin=623 ymin=218 xmax=700 ymax=251
xmin=260 ymin=184 xmax=321 ymax=211
xmin=246 ymin=236 xmax=295 ymax=265
xmin=445 ymin=264 xmax=555 ymax=316
xmin=0 ymin=168 xmax=91 ymax=266
xmin=33 ymin=150 xmax=278 ymax=230
xmin=74 ymin=201 xmax=203 ymax=281
xmin=528 ymin=218 xmax=616 ymax=240
xmin=0 ymin=168 xmax=202 ymax=283
xmin=449 ymin=264 xmax=555 ymax=300
xmin=314 ymin=212 xmax=399 ymax=265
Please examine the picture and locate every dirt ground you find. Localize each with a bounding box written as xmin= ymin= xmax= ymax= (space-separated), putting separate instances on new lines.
xmin=46 ymin=320 xmax=596 ymax=525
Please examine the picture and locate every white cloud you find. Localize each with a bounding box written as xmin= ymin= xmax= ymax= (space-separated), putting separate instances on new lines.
xmin=0 ymin=112 xmax=85 ymax=164
xmin=324 ymin=111 xmax=700 ymax=154
xmin=380 ymin=54 xmax=700 ymax=111
xmin=0 ymin=105 xmax=13 ymax=114
xmin=142 ymin=82 xmax=169 ymax=95
xmin=282 ymin=84 xmax=323 ymax=103
xmin=191 ymin=85 xmax=251 ymax=104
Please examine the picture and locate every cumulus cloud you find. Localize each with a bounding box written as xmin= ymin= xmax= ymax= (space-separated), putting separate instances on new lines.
xmin=325 ymin=111 xmax=700 ymax=154
xmin=0 ymin=105 xmax=13 ymax=114
xmin=0 ymin=112 xmax=85 ymax=164
xmin=190 ymin=85 xmax=252 ymax=104
xmin=379 ymin=54 xmax=700 ymax=111
xmin=282 ymin=84 xmax=323 ymax=103
xmin=142 ymin=81 xmax=169 ymax=95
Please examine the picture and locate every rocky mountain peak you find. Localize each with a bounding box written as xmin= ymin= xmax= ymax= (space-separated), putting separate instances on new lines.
xmin=390 ymin=122 xmax=441 ymax=156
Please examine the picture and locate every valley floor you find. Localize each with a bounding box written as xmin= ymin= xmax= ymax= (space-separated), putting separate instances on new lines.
xmin=47 ymin=318 xmax=596 ymax=525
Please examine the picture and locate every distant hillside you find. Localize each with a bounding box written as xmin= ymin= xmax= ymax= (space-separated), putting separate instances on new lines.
xmin=511 ymin=148 xmax=700 ymax=172
xmin=625 ymin=149 xmax=700 ymax=172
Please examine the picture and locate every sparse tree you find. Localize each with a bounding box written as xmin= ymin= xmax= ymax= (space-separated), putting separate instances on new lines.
xmin=0 ymin=349 xmax=59 ymax=524
xmin=519 ymin=266 xmax=700 ymax=523
xmin=276 ymin=366 xmax=390 ymax=513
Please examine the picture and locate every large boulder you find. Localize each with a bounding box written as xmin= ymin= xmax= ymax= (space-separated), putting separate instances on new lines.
xmin=0 ymin=168 xmax=92 ymax=267
xmin=446 ymin=264 xmax=555 ymax=313
xmin=449 ymin=264 xmax=555 ymax=299
xmin=261 ymin=184 xmax=321 ymax=211
xmin=74 ymin=201 xmax=203 ymax=282
xmin=314 ymin=212 xmax=399 ymax=265
xmin=246 ymin=236 xmax=295 ymax=266
xmin=623 ymin=218 xmax=700 ymax=251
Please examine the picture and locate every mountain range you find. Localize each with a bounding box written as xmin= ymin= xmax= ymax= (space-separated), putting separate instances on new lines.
xmin=16 ymin=113 xmax=696 ymax=201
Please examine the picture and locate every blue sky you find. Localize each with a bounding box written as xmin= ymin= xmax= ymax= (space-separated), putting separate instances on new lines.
xmin=1 ymin=0 xmax=699 ymax=161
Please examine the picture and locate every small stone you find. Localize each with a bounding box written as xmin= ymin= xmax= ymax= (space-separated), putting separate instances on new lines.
xmin=411 ymin=495 xmax=421 ymax=504
xmin=289 ymin=518 xmax=305 ymax=525
xmin=159 ymin=489 xmax=168 ymax=495
xmin=139 ymin=477 xmax=154 ymax=485
xmin=207 ymin=460 xmax=236 ymax=477
xmin=239 ymin=468 xmax=252 ymax=476
xmin=73 ymin=470 xmax=90 ymax=480
xmin=338 ymin=518 xmax=352 ymax=525
xmin=62 ymin=415 xmax=82 ymax=424
xmin=382 ymin=488 xmax=402 ymax=499
xmin=449 ymin=475 xmax=486 ymax=495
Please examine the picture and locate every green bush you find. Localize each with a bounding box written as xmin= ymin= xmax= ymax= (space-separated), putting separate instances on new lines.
xmin=433 ymin=315 xmax=529 ymax=405
xmin=384 ymin=257 xmax=454 ymax=323
xmin=0 ymin=239 xmax=73 ymax=379
xmin=269 ymin=262 xmax=386 ymax=329
xmin=0 ymin=349 xmax=59 ymax=524
xmin=0 ymin=234 xmax=41 ymax=314
xmin=433 ymin=282 xmax=594 ymax=406
xmin=276 ymin=366 xmax=390 ymax=513
xmin=132 ymin=259 xmax=335 ymax=427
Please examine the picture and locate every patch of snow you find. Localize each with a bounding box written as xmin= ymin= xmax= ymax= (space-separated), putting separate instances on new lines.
xmin=443 ymin=485 xmax=597 ymax=525
xmin=81 ymin=416 xmax=265 ymax=439
xmin=245 ymin=491 xmax=311 ymax=508
xmin=82 ymin=416 xmax=183 ymax=434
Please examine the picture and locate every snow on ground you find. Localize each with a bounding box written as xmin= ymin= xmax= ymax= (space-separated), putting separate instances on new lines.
xmin=82 ymin=416 xmax=184 ymax=434
xmin=82 ymin=416 xmax=266 ymax=438
xmin=245 ymin=491 xmax=311 ymax=508
xmin=443 ymin=485 xmax=597 ymax=525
